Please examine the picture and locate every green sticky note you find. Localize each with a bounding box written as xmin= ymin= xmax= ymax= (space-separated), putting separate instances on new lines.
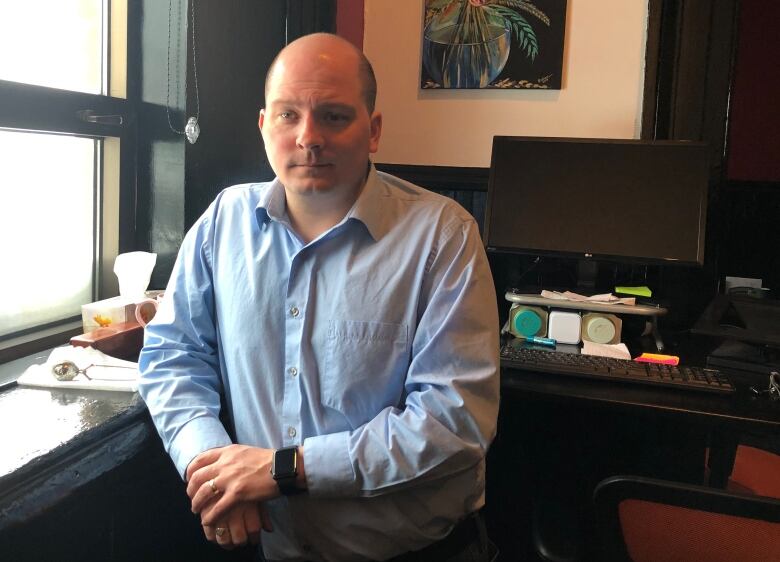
xmin=615 ymin=286 xmax=652 ymax=298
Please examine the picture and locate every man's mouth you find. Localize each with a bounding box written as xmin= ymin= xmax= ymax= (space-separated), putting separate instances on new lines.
xmin=290 ymin=162 xmax=331 ymax=168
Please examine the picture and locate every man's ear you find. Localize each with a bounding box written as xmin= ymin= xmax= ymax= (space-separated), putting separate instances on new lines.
xmin=258 ymin=108 xmax=266 ymax=131
xmin=368 ymin=111 xmax=382 ymax=154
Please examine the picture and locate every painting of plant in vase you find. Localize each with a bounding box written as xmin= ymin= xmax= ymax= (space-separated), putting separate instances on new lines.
xmin=421 ymin=0 xmax=567 ymax=89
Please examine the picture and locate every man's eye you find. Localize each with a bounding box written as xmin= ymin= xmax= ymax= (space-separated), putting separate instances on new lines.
xmin=279 ymin=111 xmax=295 ymax=120
xmin=324 ymin=112 xmax=349 ymax=123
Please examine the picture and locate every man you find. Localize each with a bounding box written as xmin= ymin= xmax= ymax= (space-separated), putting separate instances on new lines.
xmin=138 ymin=33 xmax=499 ymax=561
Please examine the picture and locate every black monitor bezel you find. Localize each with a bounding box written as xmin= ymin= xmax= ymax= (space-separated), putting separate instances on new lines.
xmin=483 ymin=136 xmax=710 ymax=267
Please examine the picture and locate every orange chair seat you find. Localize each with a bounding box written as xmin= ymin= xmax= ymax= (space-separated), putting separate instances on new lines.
xmin=728 ymin=445 xmax=780 ymax=499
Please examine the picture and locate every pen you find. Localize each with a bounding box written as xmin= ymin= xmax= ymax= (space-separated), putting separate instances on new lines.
xmin=523 ymin=335 xmax=557 ymax=348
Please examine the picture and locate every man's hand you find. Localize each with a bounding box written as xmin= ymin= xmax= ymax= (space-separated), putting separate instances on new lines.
xmin=201 ymin=501 xmax=272 ymax=549
xmin=186 ymin=444 xmax=279 ymax=525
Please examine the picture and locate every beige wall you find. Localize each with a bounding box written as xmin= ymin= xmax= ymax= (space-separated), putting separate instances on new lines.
xmin=364 ymin=0 xmax=649 ymax=167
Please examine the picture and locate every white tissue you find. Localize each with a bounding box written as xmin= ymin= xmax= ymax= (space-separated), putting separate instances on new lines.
xmin=581 ymin=341 xmax=632 ymax=360
xmin=113 ymin=251 xmax=157 ymax=299
xmin=16 ymin=346 xmax=139 ymax=392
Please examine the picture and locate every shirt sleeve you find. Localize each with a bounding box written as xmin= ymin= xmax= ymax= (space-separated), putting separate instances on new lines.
xmin=303 ymin=215 xmax=500 ymax=497
xmin=137 ymin=208 xmax=233 ymax=479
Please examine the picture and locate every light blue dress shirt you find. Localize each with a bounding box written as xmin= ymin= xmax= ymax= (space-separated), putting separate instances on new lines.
xmin=138 ymin=166 xmax=500 ymax=561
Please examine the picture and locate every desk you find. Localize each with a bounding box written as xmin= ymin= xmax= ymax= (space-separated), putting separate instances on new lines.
xmin=500 ymin=360 xmax=780 ymax=487
xmin=492 ymin=359 xmax=779 ymax=560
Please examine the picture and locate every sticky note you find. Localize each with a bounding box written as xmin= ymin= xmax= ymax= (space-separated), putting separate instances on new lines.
xmin=615 ymin=286 xmax=652 ymax=298
xmin=634 ymin=353 xmax=679 ymax=366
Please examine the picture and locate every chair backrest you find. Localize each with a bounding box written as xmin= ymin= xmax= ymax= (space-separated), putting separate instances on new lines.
xmin=593 ymin=475 xmax=780 ymax=562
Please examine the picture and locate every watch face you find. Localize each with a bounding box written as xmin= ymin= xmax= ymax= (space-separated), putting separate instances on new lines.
xmin=273 ymin=447 xmax=297 ymax=478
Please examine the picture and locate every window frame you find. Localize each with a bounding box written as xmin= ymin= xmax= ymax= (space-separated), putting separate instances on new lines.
xmin=0 ymin=1 xmax=137 ymax=363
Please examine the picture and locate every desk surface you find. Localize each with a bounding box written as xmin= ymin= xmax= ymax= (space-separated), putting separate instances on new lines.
xmin=500 ymin=330 xmax=780 ymax=433
xmin=501 ymin=366 xmax=780 ymax=432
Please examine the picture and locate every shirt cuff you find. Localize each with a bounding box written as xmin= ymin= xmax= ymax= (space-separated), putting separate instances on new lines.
xmin=169 ymin=415 xmax=232 ymax=479
xmin=303 ymin=431 xmax=357 ymax=497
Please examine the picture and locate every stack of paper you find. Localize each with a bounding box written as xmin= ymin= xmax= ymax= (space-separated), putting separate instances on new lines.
xmin=541 ymin=290 xmax=636 ymax=306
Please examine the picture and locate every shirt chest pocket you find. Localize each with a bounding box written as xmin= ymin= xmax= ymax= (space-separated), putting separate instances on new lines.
xmin=322 ymin=319 xmax=409 ymax=427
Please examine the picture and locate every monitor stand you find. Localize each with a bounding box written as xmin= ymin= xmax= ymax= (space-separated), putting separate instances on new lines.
xmin=505 ymin=291 xmax=668 ymax=351
xmin=576 ymin=259 xmax=598 ymax=293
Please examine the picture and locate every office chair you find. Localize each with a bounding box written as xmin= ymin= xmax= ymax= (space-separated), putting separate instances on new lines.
xmin=593 ymin=475 xmax=780 ymax=562
xmin=728 ymin=445 xmax=780 ymax=499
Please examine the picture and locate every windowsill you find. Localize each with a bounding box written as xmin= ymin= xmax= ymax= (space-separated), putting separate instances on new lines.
xmin=0 ymin=349 xmax=151 ymax=529
xmin=0 ymin=349 xmax=52 ymax=388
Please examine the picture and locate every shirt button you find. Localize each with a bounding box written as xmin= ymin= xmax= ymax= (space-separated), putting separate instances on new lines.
xmin=288 ymin=367 xmax=298 ymax=377
xmin=288 ymin=426 xmax=297 ymax=438
xmin=289 ymin=306 xmax=299 ymax=317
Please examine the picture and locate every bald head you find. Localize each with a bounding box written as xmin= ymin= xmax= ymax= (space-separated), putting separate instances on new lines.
xmin=265 ymin=33 xmax=377 ymax=114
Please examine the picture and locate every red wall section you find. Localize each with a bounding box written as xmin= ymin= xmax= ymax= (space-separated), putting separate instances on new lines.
xmin=337 ymin=0 xmax=364 ymax=49
xmin=726 ymin=0 xmax=780 ymax=181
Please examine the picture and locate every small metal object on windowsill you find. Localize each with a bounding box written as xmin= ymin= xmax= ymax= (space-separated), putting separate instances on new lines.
xmin=51 ymin=361 xmax=136 ymax=382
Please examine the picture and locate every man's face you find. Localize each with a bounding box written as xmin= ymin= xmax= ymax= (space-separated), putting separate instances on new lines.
xmin=259 ymin=42 xmax=381 ymax=200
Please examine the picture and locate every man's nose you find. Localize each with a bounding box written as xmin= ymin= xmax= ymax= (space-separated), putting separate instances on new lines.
xmin=296 ymin=114 xmax=324 ymax=150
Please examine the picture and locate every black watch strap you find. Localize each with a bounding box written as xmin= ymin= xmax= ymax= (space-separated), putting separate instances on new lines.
xmin=272 ymin=446 xmax=301 ymax=496
xmin=276 ymin=475 xmax=299 ymax=495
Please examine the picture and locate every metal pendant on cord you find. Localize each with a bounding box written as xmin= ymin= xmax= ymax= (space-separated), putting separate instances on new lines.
xmin=166 ymin=0 xmax=200 ymax=144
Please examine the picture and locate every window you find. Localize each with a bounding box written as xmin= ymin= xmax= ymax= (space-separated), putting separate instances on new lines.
xmin=0 ymin=1 xmax=104 ymax=94
xmin=0 ymin=0 xmax=132 ymax=361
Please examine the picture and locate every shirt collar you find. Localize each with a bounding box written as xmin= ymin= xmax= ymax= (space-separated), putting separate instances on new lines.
xmin=255 ymin=177 xmax=288 ymax=228
xmin=254 ymin=164 xmax=393 ymax=241
xmin=345 ymin=164 xmax=393 ymax=242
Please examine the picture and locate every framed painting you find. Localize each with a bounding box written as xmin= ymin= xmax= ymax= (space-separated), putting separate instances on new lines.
xmin=421 ymin=0 xmax=567 ymax=89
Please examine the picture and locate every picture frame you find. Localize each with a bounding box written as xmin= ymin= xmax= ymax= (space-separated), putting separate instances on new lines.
xmin=421 ymin=0 xmax=567 ymax=90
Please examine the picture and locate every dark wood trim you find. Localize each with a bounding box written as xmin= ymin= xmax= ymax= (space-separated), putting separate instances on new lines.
xmin=640 ymin=0 xmax=743 ymax=306
xmin=641 ymin=0 xmax=664 ymax=139
xmin=122 ymin=0 xmax=142 ymax=255
xmin=724 ymin=180 xmax=780 ymax=193
xmin=375 ymin=163 xmax=489 ymax=192
xmin=0 ymin=80 xmax=130 ymax=138
xmin=644 ymin=0 xmax=739 ymax=147
xmin=285 ymin=0 xmax=337 ymax=43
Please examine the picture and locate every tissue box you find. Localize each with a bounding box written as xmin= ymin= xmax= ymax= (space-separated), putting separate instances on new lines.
xmin=81 ymin=296 xmax=138 ymax=333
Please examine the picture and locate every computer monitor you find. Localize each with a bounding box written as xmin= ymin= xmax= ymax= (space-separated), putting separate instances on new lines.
xmin=484 ymin=137 xmax=710 ymax=269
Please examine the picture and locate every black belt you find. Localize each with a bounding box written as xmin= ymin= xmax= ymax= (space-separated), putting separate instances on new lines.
xmin=387 ymin=512 xmax=485 ymax=562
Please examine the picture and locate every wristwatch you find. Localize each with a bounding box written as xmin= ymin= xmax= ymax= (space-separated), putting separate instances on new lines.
xmin=272 ymin=446 xmax=299 ymax=495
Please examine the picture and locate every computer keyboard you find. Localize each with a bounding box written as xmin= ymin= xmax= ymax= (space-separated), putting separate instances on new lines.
xmin=500 ymin=343 xmax=736 ymax=394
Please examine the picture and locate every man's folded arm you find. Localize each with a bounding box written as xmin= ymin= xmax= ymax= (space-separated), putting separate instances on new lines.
xmin=138 ymin=212 xmax=232 ymax=478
